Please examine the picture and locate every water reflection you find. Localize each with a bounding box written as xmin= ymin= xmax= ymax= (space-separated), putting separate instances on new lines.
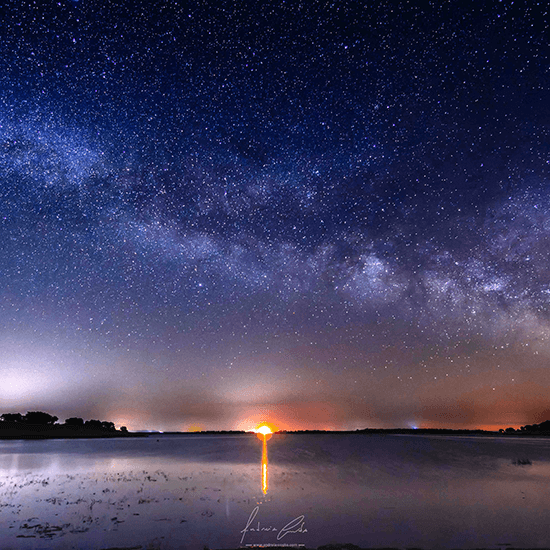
xmin=261 ymin=433 xmax=269 ymax=494
xmin=4 ymin=434 xmax=550 ymax=549
xmin=255 ymin=426 xmax=272 ymax=494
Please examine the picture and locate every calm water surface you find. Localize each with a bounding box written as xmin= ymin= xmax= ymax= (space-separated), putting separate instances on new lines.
xmin=1 ymin=433 xmax=550 ymax=549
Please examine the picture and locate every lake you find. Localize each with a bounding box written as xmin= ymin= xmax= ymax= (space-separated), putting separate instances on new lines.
xmin=1 ymin=433 xmax=550 ymax=549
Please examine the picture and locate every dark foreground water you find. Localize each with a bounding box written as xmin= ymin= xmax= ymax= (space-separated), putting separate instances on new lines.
xmin=1 ymin=433 xmax=550 ymax=549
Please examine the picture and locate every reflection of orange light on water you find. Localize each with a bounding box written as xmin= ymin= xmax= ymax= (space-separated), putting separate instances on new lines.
xmin=252 ymin=424 xmax=275 ymax=494
xmin=261 ymin=432 xmax=268 ymax=494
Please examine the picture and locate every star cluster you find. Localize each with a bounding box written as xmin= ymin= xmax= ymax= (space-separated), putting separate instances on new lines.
xmin=0 ymin=0 xmax=549 ymax=430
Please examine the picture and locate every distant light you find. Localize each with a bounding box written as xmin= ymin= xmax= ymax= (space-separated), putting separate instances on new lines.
xmin=252 ymin=421 xmax=278 ymax=435
xmin=253 ymin=423 xmax=276 ymax=440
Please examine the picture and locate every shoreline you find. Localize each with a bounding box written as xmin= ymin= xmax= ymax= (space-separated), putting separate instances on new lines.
xmin=0 ymin=429 xmax=148 ymax=440
xmin=3 ymin=428 xmax=550 ymax=440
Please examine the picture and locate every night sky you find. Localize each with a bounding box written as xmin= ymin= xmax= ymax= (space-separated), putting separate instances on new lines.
xmin=1 ymin=0 xmax=549 ymax=431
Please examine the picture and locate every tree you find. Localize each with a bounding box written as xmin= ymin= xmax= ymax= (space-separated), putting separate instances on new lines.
xmin=1 ymin=413 xmax=24 ymax=423
xmin=24 ymin=411 xmax=58 ymax=425
xmin=84 ymin=419 xmax=103 ymax=429
xmin=65 ymin=417 xmax=84 ymax=427
xmin=120 ymin=426 xmax=128 ymax=433
xmin=101 ymin=421 xmax=116 ymax=432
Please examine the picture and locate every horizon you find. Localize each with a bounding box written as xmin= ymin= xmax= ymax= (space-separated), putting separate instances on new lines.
xmin=0 ymin=409 xmax=539 ymax=433
xmin=2 ymin=410 xmax=544 ymax=434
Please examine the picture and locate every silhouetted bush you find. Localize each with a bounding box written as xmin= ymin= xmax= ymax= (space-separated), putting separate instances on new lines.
xmin=65 ymin=417 xmax=84 ymax=427
xmin=22 ymin=412 xmax=58 ymax=425
xmin=84 ymin=419 xmax=103 ymax=429
xmin=0 ymin=411 xmax=133 ymax=439
xmin=0 ymin=413 xmax=24 ymax=423
xmin=513 ymin=420 xmax=550 ymax=434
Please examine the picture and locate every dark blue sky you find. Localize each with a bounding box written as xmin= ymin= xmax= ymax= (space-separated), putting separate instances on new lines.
xmin=1 ymin=0 xmax=549 ymax=430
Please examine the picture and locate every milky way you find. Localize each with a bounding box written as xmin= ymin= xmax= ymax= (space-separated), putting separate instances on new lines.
xmin=1 ymin=1 xmax=549 ymax=430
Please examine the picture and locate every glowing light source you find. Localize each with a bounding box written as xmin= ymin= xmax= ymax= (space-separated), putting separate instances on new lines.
xmin=253 ymin=423 xmax=277 ymax=440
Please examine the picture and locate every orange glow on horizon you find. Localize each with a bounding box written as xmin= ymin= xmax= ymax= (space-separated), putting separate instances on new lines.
xmin=254 ymin=422 xmax=277 ymax=441
xmin=253 ymin=422 xmax=278 ymax=433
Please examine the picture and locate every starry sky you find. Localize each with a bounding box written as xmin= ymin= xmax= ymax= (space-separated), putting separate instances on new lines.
xmin=0 ymin=0 xmax=549 ymax=431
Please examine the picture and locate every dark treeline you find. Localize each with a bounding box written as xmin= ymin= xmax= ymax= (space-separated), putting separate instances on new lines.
xmin=162 ymin=430 xmax=247 ymax=435
xmin=168 ymin=429 xmax=487 ymax=435
xmin=500 ymin=420 xmax=550 ymax=435
xmin=357 ymin=428 xmax=493 ymax=435
xmin=278 ymin=428 xmax=493 ymax=435
xmin=280 ymin=422 xmax=550 ymax=436
xmin=0 ymin=411 xmax=138 ymax=439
